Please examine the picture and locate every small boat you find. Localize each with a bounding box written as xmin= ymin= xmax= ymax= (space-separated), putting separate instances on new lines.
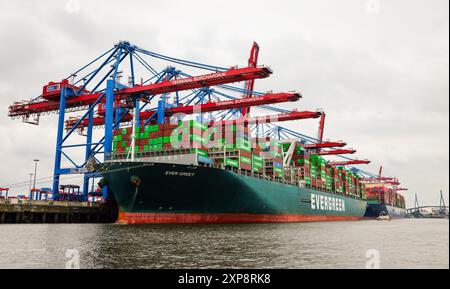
xmin=376 ymin=211 xmax=391 ymax=221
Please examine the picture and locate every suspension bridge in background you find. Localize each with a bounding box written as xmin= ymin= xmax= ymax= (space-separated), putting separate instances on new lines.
xmin=406 ymin=190 xmax=449 ymax=219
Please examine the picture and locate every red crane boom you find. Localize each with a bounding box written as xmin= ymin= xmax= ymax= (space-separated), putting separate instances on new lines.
xmin=213 ymin=111 xmax=323 ymax=126
xmin=9 ymin=66 xmax=273 ymax=117
xmin=303 ymin=141 xmax=347 ymax=149
xmin=362 ymin=177 xmax=395 ymax=182
xmin=330 ymin=160 xmax=371 ymax=166
xmin=311 ymin=149 xmax=356 ymax=156
xmin=66 ymin=92 xmax=302 ymax=129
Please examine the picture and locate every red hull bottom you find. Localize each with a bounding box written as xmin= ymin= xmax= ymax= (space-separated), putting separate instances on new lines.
xmin=118 ymin=211 xmax=362 ymax=224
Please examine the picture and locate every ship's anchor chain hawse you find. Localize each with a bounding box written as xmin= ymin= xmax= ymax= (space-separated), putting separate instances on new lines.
xmin=130 ymin=175 xmax=142 ymax=187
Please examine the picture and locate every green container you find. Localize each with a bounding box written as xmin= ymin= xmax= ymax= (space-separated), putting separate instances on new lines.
xmin=236 ymin=138 xmax=250 ymax=147
xmin=253 ymin=160 xmax=263 ymax=168
xmin=274 ymin=167 xmax=283 ymax=174
xmin=196 ymin=149 xmax=209 ymax=157
xmin=253 ymin=167 xmax=262 ymax=173
xmin=144 ymin=125 xmax=158 ymax=133
xmin=224 ymin=144 xmax=234 ymax=150
xmin=240 ymin=156 xmax=252 ymax=165
xmin=252 ymin=155 xmax=262 ymax=162
xmin=226 ymin=159 xmax=239 ymax=168
xmin=182 ymin=120 xmax=208 ymax=131
xmin=189 ymin=134 xmax=203 ymax=143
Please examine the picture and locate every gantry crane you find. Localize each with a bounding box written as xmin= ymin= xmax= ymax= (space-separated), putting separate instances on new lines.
xmin=6 ymin=41 xmax=372 ymax=201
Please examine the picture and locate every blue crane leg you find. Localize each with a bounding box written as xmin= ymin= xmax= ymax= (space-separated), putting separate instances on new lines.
xmin=52 ymin=87 xmax=67 ymax=200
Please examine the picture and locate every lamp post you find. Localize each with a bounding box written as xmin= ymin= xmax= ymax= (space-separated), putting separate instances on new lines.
xmin=33 ymin=159 xmax=39 ymax=190
xmin=28 ymin=173 xmax=33 ymax=200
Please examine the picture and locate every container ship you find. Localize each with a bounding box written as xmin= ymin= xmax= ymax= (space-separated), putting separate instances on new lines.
xmin=96 ymin=121 xmax=368 ymax=224
xmin=364 ymin=183 xmax=407 ymax=219
xmin=7 ymin=41 xmax=404 ymax=224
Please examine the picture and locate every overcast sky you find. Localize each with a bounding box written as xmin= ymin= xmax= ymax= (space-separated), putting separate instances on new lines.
xmin=0 ymin=0 xmax=448 ymax=206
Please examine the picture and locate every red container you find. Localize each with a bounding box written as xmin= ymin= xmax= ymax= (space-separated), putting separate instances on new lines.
xmin=239 ymin=150 xmax=252 ymax=158
xmin=240 ymin=164 xmax=252 ymax=171
xmin=163 ymin=129 xmax=175 ymax=137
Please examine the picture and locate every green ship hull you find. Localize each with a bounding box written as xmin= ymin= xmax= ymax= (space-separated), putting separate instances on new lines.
xmin=97 ymin=162 xmax=368 ymax=224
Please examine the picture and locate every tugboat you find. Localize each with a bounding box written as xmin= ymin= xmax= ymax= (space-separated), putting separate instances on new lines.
xmin=376 ymin=211 xmax=391 ymax=221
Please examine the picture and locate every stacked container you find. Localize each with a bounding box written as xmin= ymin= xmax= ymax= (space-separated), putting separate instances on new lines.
xmin=310 ymin=155 xmax=327 ymax=189
xmin=325 ymin=165 xmax=333 ymax=191
xmin=112 ymin=120 xmax=371 ymax=200
xmin=260 ymin=139 xmax=284 ymax=178
xmin=112 ymin=120 xmax=210 ymax=159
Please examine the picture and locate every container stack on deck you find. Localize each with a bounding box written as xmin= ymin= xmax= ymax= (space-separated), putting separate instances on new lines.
xmin=113 ymin=121 xmax=209 ymax=159
xmin=334 ymin=167 xmax=345 ymax=195
xmin=365 ymin=185 xmax=404 ymax=207
xmin=260 ymin=138 xmax=284 ymax=179
xmin=112 ymin=119 xmax=366 ymax=196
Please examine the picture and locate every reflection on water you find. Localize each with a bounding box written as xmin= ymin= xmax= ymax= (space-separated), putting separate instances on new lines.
xmin=0 ymin=219 xmax=448 ymax=269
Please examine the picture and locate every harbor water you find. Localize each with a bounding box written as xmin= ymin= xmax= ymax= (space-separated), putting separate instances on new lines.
xmin=0 ymin=219 xmax=448 ymax=269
